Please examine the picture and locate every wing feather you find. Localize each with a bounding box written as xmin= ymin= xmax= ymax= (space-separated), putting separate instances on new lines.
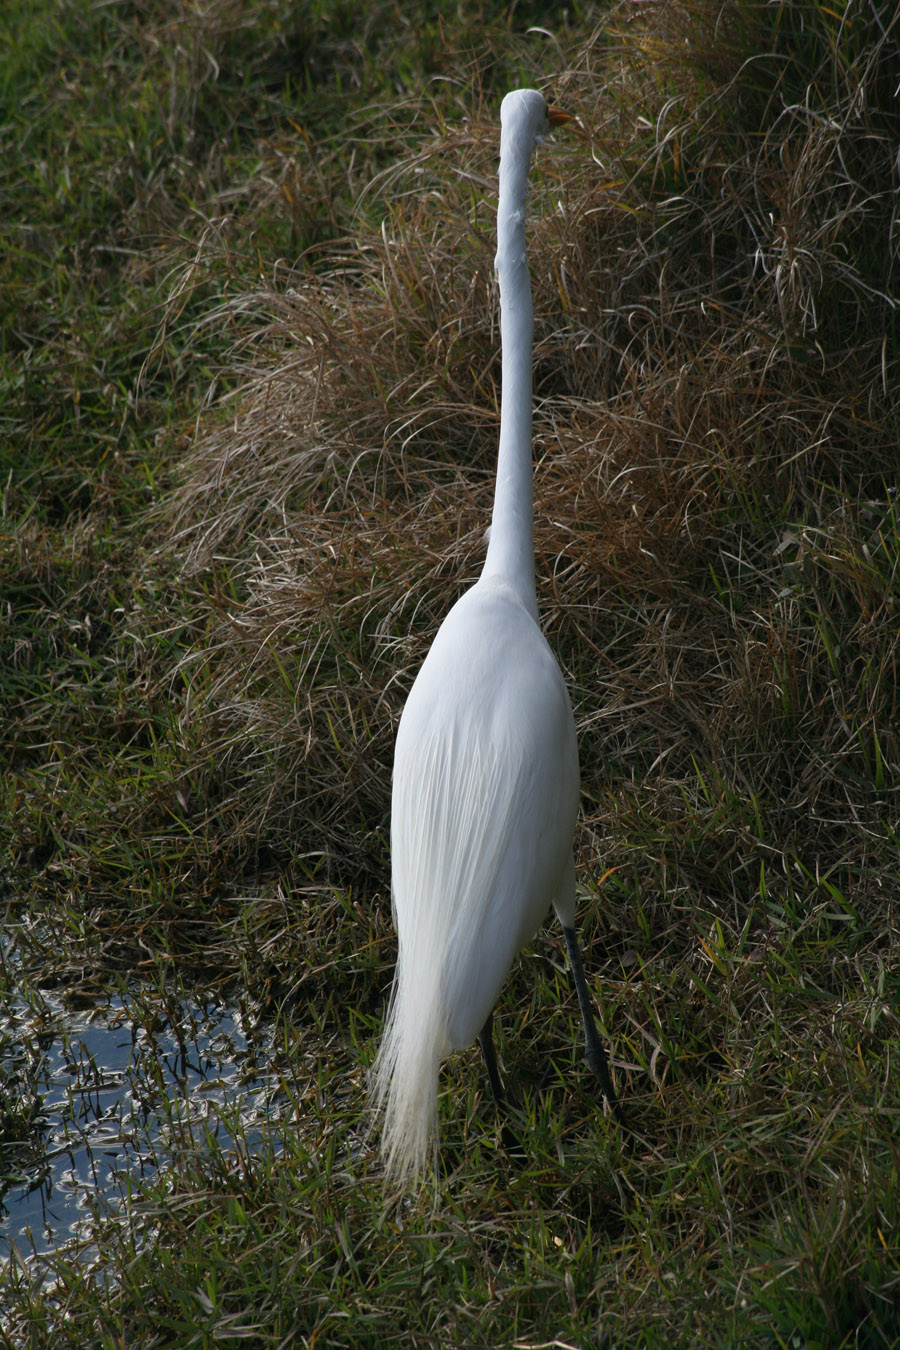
xmin=390 ymin=584 xmax=577 ymax=1048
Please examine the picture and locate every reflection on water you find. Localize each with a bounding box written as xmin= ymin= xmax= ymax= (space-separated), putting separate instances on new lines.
xmin=0 ymin=964 xmax=275 ymax=1263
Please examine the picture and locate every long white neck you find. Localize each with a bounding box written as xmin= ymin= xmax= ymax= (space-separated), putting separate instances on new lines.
xmin=482 ymin=114 xmax=538 ymax=620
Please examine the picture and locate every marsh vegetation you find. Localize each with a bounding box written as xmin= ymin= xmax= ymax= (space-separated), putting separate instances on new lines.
xmin=2 ymin=0 xmax=899 ymax=1343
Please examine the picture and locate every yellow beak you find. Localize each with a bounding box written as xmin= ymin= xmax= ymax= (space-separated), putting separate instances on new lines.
xmin=547 ymin=105 xmax=573 ymax=127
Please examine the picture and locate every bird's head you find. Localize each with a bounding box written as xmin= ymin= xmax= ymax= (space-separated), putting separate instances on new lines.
xmin=500 ymin=88 xmax=572 ymax=150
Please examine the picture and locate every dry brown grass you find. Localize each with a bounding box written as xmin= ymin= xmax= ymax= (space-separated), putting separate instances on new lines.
xmin=155 ymin=1 xmax=900 ymax=934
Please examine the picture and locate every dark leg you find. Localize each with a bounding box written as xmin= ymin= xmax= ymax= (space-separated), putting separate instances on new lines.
xmin=477 ymin=1009 xmax=505 ymax=1106
xmin=562 ymin=924 xmax=624 ymax=1124
xmin=477 ymin=1009 xmax=525 ymax=1163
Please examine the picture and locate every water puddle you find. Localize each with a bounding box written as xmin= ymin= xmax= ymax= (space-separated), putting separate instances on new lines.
xmin=0 ymin=952 xmax=276 ymax=1264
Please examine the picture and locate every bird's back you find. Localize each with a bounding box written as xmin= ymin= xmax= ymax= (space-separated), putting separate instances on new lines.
xmin=390 ymin=573 xmax=579 ymax=1050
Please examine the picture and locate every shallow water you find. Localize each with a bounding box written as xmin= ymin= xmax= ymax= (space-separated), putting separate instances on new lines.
xmin=0 ymin=965 xmax=275 ymax=1263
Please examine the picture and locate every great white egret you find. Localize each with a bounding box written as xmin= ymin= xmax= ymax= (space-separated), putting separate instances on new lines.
xmin=372 ymin=88 xmax=619 ymax=1182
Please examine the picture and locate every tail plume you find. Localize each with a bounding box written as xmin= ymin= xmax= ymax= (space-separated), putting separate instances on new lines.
xmin=371 ymin=944 xmax=449 ymax=1182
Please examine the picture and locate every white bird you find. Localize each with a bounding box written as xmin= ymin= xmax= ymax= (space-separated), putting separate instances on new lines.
xmin=372 ymin=88 xmax=619 ymax=1182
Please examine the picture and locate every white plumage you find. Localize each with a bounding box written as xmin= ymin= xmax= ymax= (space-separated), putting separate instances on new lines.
xmin=373 ymin=89 xmax=619 ymax=1182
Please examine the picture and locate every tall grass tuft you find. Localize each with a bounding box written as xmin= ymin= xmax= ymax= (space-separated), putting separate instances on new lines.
xmin=158 ymin=0 xmax=899 ymax=919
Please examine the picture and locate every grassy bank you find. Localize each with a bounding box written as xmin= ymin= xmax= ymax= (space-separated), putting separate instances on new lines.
xmin=2 ymin=0 xmax=899 ymax=1344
